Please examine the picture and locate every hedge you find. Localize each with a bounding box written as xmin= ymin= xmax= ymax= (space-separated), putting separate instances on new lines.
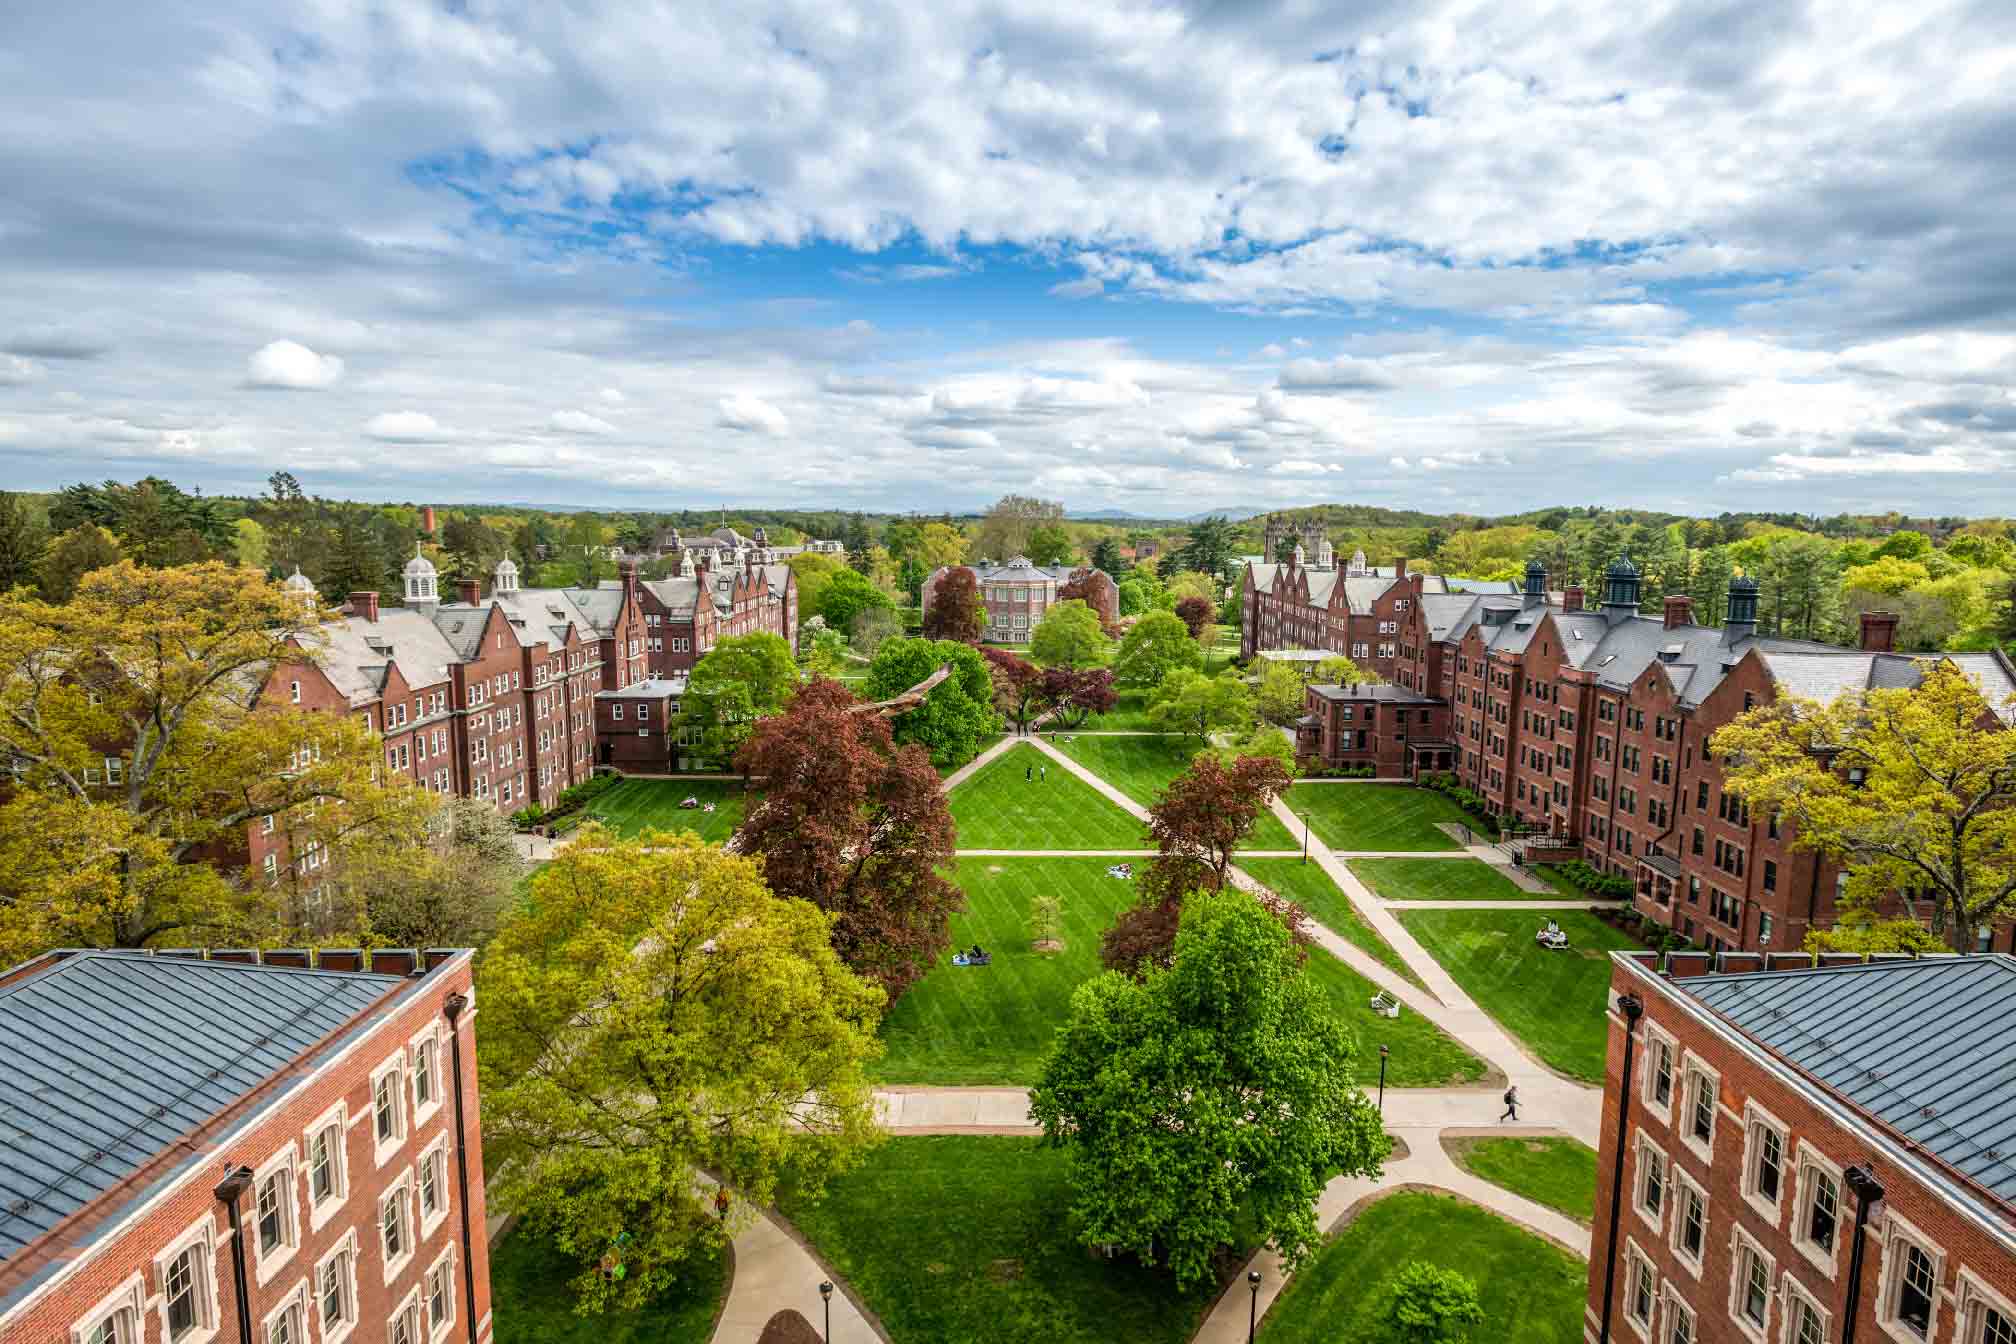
xmin=1537 ymin=860 xmax=1634 ymax=899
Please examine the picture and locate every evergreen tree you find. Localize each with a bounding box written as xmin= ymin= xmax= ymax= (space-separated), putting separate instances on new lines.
xmin=0 ymin=492 xmax=49 ymax=593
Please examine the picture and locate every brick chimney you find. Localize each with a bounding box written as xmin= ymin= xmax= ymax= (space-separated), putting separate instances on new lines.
xmin=1859 ymin=609 xmax=1899 ymax=652
xmin=618 ymin=554 xmax=640 ymax=597
xmin=349 ymin=590 xmax=380 ymax=622
xmin=421 ymin=505 xmax=437 ymax=535
xmin=1562 ymin=586 xmax=1584 ymax=612
xmin=456 ymin=578 xmax=480 ymax=605
xmin=1663 ymin=595 xmax=1695 ymax=630
xmin=1395 ymin=555 xmax=1408 ymax=579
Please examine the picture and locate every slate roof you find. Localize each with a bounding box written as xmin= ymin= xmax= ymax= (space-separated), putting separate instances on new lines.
xmin=1761 ymin=650 xmax=2016 ymax=715
xmin=599 ymin=674 xmax=688 ymax=700
xmin=0 ymin=952 xmax=405 ymax=1262
xmin=1679 ymin=956 xmax=2016 ymax=1208
xmin=1309 ymin=683 xmax=1440 ymax=704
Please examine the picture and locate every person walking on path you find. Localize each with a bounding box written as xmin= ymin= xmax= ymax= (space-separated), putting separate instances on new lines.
xmin=1040 ymin=764 xmax=1047 ymax=782
xmin=1025 ymin=763 xmax=1033 ymax=781
xmin=1499 ymin=1085 xmax=1520 ymax=1122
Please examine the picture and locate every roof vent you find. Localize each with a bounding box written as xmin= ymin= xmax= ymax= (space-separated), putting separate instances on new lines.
xmin=1598 ymin=654 xmax=1617 ymax=667
xmin=1658 ymin=643 xmax=1683 ymax=663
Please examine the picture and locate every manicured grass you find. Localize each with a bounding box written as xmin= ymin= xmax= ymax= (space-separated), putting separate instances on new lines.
xmin=491 ymin=1228 xmax=726 ymax=1344
xmin=1283 ymin=783 xmax=1473 ymax=852
xmin=1395 ymin=908 xmax=1649 ymax=1083
xmin=936 ymin=731 xmax=1005 ymax=778
xmin=947 ymin=744 xmax=1147 ymax=849
xmin=1445 ymin=1136 xmax=1599 ymax=1224
xmin=1238 ymin=858 xmax=1425 ymax=990
xmin=1301 ymin=947 xmax=1488 ymax=1087
xmin=587 ymin=778 xmax=749 ymax=843
xmin=874 ymin=858 xmax=1141 ymax=1085
xmin=1070 ymin=689 xmax=1160 ymax=731
xmin=1051 ymin=735 xmax=1300 ymax=850
xmin=1259 ymin=1190 xmax=1586 ymax=1344
xmin=778 ymin=1137 xmax=1236 ymax=1344
xmin=1350 ymin=856 xmax=1557 ymax=902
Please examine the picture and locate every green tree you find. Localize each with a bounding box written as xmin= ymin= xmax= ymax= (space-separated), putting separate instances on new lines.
xmin=38 ymin=524 xmax=122 ymax=602
xmin=232 ymin=517 xmax=270 ymax=571
xmin=478 ymin=830 xmax=883 ymax=1313
xmin=818 ymin=567 xmax=893 ymax=634
xmin=675 ymin=632 xmax=799 ymax=768
xmin=1029 ymin=599 xmax=1112 ymax=668
xmin=797 ymin=617 xmax=850 ymax=678
xmin=1026 ymin=522 xmax=1075 ymax=566
xmin=972 ymin=494 xmax=1064 ymax=563
xmin=1031 ymin=888 xmax=1389 ymax=1287
xmin=1091 ymin=537 xmax=1129 ymax=579
xmin=1113 ymin=610 xmax=1203 ymax=689
xmin=1117 ymin=576 xmax=1158 ymax=616
xmin=0 ymin=492 xmax=50 ymax=593
xmin=352 ymin=796 xmax=525 ymax=947
xmin=1313 ymin=654 xmax=1373 ymax=686
xmin=1804 ymin=909 xmax=1947 ymax=955
xmin=1170 ymin=515 xmax=1239 ymax=582
xmin=1204 ymin=721 xmax=1297 ymax=773
xmin=788 ymin=551 xmax=845 ymax=619
xmin=863 ymin=637 xmax=1001 ymax=767
xmin=1254 ymin=659 xmax=1312 ymax=725
xmin=1162 ymin=570 xmax=1219 ymax=607
xmin=1375 ymin=1261 xmax=1486 ymax=1344
xmin=1147 ymin=668 xmax=1254 ymax=739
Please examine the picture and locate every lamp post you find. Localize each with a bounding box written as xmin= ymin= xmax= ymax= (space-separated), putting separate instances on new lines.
xmin=1248 ymin=1269 xmax=1262 ymax=1342
xmin=1377 ymin=1044 xmax=1389 ymax=1114
xmin=1300 ymin=812 xmax=1311 ymax=864
xmin=820 ymin=1280 xmax=833 ymax=1342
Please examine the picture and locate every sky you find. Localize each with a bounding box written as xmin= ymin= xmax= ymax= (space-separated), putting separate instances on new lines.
xmin=3 ymin=0 xmax=2016 ymax=519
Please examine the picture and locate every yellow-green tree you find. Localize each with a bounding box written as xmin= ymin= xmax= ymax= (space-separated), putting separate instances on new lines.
xmin=0 ymin=561 xmax=425 ymax=960
xmin=1713 ymin=660 xmax=2016 ymax=949
xmin=478 ymin=830 xmax=884 ymax=1312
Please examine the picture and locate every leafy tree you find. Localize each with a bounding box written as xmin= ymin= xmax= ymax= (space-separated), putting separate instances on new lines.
xmin=981 ymin=646 xmax=1047 ymax=733
xmin=0 ymin=492 xmax=49 ymax=593
xmin=841 ymin=513 xmax=875 ymax=572
xmin=787 ymin=551 xmax=845 ymax=619
xmin=1173 ymin=595 xmax=1214 ymax=639
xmin=0 ymin=562 xmax=425 ymax=960
xmin=1044 ymin=665 xmax=1118 ymax=728
xmin=797 ymin=616 xmax=850 ymax=678
xmin=323 ymin=506 xmax=392 ymax=599
xmin=1029 ymin=598 xmax=1112 ymax=669
xmin=818 ymin=567 xmax=893 ymax=634
xmin=675 ymin=632 xmax=799 ymax=768
xmin=1313 ymin=654 xmax=1373 ymax=686
xmin=915 ymin=521 xmax=968 ymax=571
xmin=921 ymin=565 xmax=985 ymax=642
xmin=1026 ymin=522 xmax=1075 ymax=566
xmin=51 ymin=477 xmax=229 ymax=566
xmin=1116 ymin=575 xmax=1159 ymax=616
xmin=1033 ymin=887 xmax=1389 ymax=1287
xmin=1114 ymin=610 xmax=1204 ymax=689
xmin=1804 ymin=908 xmax=1948 ymax=955
xmin=1169 ymin=515 xmax=1239 ymax=582
xmin=735 ymin=680 xmax=962 ymax=1000
xmin=1255 ymin=660 xmax=1314 ymax=726
xmin=478 ymin=831 xmax=883 ymax=1314
xmin=1713 ymin=660 xmax=2016 ymax=949
xmin=352 ymin=797 xmax=525 ymax=946
xmin=849 ymin=605 xmax=903 ymax=659
xmin=971 ymin=494 xmax=1064 ymax=563
xmin=863 ymin=637 xmax=1001 ymax=766
xmin=1147 ymin=668 xmax=1254 ymax=739
xmin=1205 ymin=721 xmax=1298 ymax=773
xmin=1162 ymin=570 xmax=1219 ymax=606
xmin=232 ymin=518 xmax=270 ymax=571
xmin=1375 ymin=1261 xmax=1486 ymax=1344
xmin=38 ymin=523 xmax=122 ymax=602
xmin=1091 ymin=537 xmax=1129 ymax=579
xmin=1877 ymin=529 xmax=1934 ymax=561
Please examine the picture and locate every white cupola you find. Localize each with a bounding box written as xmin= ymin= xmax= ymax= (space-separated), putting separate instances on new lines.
xmin=493 ymin=556 xmax=520 ymax=595
xmin=403 ymin=545 xmax=439 ymax=605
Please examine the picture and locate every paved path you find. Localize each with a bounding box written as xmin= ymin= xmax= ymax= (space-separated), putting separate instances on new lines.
xmin=1383 ymin=898 xmax=1611 ymax=910
xmin=958 ymin=848 xmax=1304 ymax=858
xmin=710 ymin=1194 xmax=888 ymax=1343
xmin=937 ymin=732 xmax=1019 ymax=791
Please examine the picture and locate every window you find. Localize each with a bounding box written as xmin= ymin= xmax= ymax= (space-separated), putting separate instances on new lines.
xmin=418 ymin=1142 xmax=448 ymax=1231
xmin=1747 ymin=1117 xmax=1785 ymax=1211
xmin=1976 ymin=1305 xmax=2016 ymax=1344
xmin=266 ymin=1299 xmax=305 ymax=1344
xmin=317 ymin=1244 xmax=356 ymax=1338
xmin=371 ymin=1057 xmax=407 ymax=1165
xmin=390 ymin=1299 xmax=422 ymax=1344
xmin=82 ymin=1309 xmax=138 ymax=1344
xmin=1673 ymin=1174 xmax=1707 ymax=1269
xmin=381 ymin=1183 xmax=414 ymax=1280
xmin=1801 ymin=1163 xmax=1839 ymax=1259
xmin=255 ymin=1158 xmax=295 ymax=1262
xmin=426 ymin=1252 xmax=457 ymax=1338
xmin=1686 ymin=1066 xmax=1717 ymax=1149
xmin=308 ymin=1121 xmax=344 ymax=1208
xmin=1735 ymin=1239 xmax=1771 ymax=1330
xmin=1895 ymin=1241 xmax=1938 ymax=1338
xmin=1786 ymin=1288 xmax=1826 ymax=1344
xmin=1666 ymin=1296 xmax=1695 ymax=1344
xmin=73 ymin=1280 xmax=145 ymax=1344
xmin=1628 ymin=1249 xmax=1657 ymax=1331
xmin=413 ymin=1032 xmax=438 ymax=1114
xmin=1636 ymin=1139 xmax=1667 ymax=1226
xmin=159 ymin=1230 xmax=215 ymax=1341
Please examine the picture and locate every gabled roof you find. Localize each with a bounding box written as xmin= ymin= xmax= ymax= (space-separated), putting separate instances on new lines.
xmin=1679 ymin=956 xmax=2016 ymax=1208
xmin=0 ymin=952 xmax=405 ymax=1261
xmin=1760 ymin=650 xmax=2016 ymax=714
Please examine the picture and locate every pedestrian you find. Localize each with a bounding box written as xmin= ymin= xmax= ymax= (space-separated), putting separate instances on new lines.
xmin=1040 ymin=764 xmax=1047 ymax=782
xmin=1499 ymin=1085 xmax=1519 ymax=1122
xmin=1025 ymin=763 xmax=1033 ymax=782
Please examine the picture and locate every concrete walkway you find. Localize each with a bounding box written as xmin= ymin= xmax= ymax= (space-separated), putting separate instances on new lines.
xmin=710 ymin=1196 xmax=887 ymax=1344
xmin=937 ymin=733 xmax=1019 ymax=791
xmin=1383 ymin=898 xmax=1611 ymax=910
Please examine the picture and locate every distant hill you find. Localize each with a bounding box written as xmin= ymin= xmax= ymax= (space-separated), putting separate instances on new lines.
xmin=1182 ymin=505 xmax=1274 ymax=523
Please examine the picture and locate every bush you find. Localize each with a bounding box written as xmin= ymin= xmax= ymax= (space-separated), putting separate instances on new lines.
xmin=1304 ymin=762 xmax=1377 ymax=779
xmin=509 ymin=804 xmax=545 ymax=831
xmin=1417 ymin=773 xmax=1501 ymax=839
xmin=1536 ymin=860 xmax=1634 ymax=899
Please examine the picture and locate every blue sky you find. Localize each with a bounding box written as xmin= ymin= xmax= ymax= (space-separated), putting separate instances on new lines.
xmin=3 ymin=0 xmax=2015 ymax=517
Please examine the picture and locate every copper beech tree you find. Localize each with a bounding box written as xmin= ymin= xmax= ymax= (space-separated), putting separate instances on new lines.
xmin=920 ymin=564 xmax=985 ymax=642
xmin=734 ymin=678 xmax=962 ymax=1000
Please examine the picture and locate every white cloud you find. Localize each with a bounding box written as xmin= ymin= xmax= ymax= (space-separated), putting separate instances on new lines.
xmin=910 ymin=426 xmax=1000 ymax=452
xmin=716 ymin=394 xmax=789 ymax=436
xmin=1278 ymin=356 xmax=1396 ymax=393
xmin=246 ymin=339 xmax=344 ymax=389
xmin=0 ymin=355 xmax=43 ymax=385
xmin=598 ymin=387 xmax=626 ymax=403
xmin=550 ymin=409 xmax=617 ymax=434
xmin=1048 ymin=278 xmax=1105 ymax=299
xmin=364 ymin=411 xmax=448 ymax=441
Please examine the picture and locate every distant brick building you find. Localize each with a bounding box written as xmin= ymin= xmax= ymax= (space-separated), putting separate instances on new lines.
xmin=919 ymin=557 xmax=1119 ymax=644
xmin=1589 ymin=950 xmax=2016 ymax=1344
xmin=0 ymin=946 xmax=491 ymax=1344
xmin=633 ymin=555 xmax=799 ymax=677
xmin=1293 ymin=682 xmax=1454 ymax=776
xmin=593 ymin=674 xmax=691 ymax=773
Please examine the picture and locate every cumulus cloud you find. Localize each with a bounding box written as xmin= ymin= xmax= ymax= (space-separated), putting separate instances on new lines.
xmin=246 ymin=339 xmax=345 ymax=389
xmin=364 ymin=411 xmax=449 ymax=442
xmin=716 ymin=394 xmax=789 ymax=436
xmin=0 ymin=355 xmax=44 ymax=385
xmin=1048 ymin=278 xmax=1105 ymax=299
xmin=550 ymin=409 xmax=617 ymax=434
xmin=910 ymin=427 xmax=1000 ymax=452
xmin=1278 ymin=356 xmax=1397 ymax=393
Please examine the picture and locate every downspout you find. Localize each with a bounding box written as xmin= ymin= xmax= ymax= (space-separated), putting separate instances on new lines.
xmin=444 ymin=992 xmax=482 ymax=1342
xmin=1597 ymin=993 xmax=1645 ymax=1344
xmin=1840 ymin=1164 xmax=1884 ymax=1344
xmin=213 ymin=1166 xmax=256 ymax=1344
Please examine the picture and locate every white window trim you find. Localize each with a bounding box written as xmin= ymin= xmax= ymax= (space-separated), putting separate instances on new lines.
xmin=1634 ymin=1131 xmax=1669 ymax=1236
xmin=417 ymin=1134 xmax=452 ymax=1239
xmin=1956 ymin=1267 xmax=2016 ymax=1344
xmin=1789 ymin=1141 xmax=1846 ymax=1280
xmin=1662 ymin=1285 xmax=1697 ymax=1344
xmin=1622 ymin=1237 xmax=1657 ymax=1343
xmin=1679 ymin=1052 xmax=1722 ymax=1164
xmin=259 ymin=1279 xmax=309 ymax=1344
xmin=313 ymin=1230 xmax=361 ymax=1344
xmin=152 ymin=1212 xmax=222 ymax=1344
xmin=303 ymin=1100 xmax=350 ymax=1233
xmin=1668 ymin=1166 xmax=1709 ymax=1279
xmin=1779 ymin=1273 xmax=1831 ymax=1344
xmin=1728 ymin=1226 xmax=1778 ymax=1344
xmin=409 ymin=1022 xmax=445 ymax=1129
xmin=249 ymin=1143 xmax=302 ymax=1286
xmin=389 ymin=1285 xmax=425 ymax=1344
xmin=1741 ymin=1101 xmax=1790 ymax=1230
xmin=1641 ymin=1024 xmax=1677 ymax=1124
xmin=424 ymin=1243 xmax=459 ymax=1342
xmin=370 ymin=1053 xmax=409 ymax=1168
xmin=1875 ymin=1210 xmax=1948 ymax=1344
xmin=381 ymin=1176 xmax=417 ymax=1285
xmin=68 ymin=1271 xmax=145 ymax=1344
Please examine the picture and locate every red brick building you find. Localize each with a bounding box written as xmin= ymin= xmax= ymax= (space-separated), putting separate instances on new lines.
xmin=0 ymin=945 xmax=491 ymax=1344
xmin=634 ymin=555 xmax=799 ymax=678
xmin=1589 ymin=950 xmax=2016 ymax=1344
xmin=1293 ymin=682 xmax=1455 ymax=776
xmin=920 ymin=557 xmax=1120 ymax=643
xmin=593 ymin=675 xmax=691 ymax=773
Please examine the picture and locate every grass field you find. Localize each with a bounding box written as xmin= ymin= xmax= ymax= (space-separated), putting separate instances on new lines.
xmin=1259 ymin=1191 xmax=1586 ymax=1344
xmin=1073 ymin=690 xmax=1160 ymax=731
xmin=1350 ymin=857 xmax=1557 ymax=902
xmin=490 ymin=1229 xmax=726 ymax=1344
xmin=1395 ymin=908 xmax=1649 ymax=1083
xmin=1283 ymin=783 xmax=1473 ymax=852
xmin=780 ymin=1137 xmax=1237 ymax=1344
xmin=586 ymin=779 xmax=749 ymax=843
xmin=1301 ymin=947 xmax=1488 ymax=1086
xmin=1444 ymin=1136 xmax=1599 ymax=1224
xmin=1051 ymin=735 xmax=1300 ymax=849
xmin=948 ymin=744 xmax=1147 ymax=849
xmin=1237 ymin=857 xmax=1424 ymax=989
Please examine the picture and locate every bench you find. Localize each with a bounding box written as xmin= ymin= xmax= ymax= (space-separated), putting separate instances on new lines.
xmin=1368 ymin=991 xmax=1401 ymax=1019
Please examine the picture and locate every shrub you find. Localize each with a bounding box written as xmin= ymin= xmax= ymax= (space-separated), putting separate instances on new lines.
xmin=509 ymin=804 xmax=545 ymax=831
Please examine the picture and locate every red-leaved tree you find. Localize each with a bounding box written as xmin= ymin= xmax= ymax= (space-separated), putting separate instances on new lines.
xmin=734 ymin=679 xmax=962 ymax=1001
xmin=1173 ymin=595 xmax=1214 ymax=640
xmin=922 ymin=566 xmax=985 ymax=642
xmin=981 ymin=646 xmax=1047 ymax=733
xmin=1043 ymin=665 xmax=1118 ymax=728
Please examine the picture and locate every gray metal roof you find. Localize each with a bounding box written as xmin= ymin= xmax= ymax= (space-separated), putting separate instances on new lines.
xmin=0 ymin=952 xmax=403 ymax=1261
xmin=1680 ymin=955 xmax=2016 ymax=1206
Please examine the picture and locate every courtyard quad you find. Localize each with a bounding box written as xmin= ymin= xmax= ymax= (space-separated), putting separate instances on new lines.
xmin=1281 ymin=783 xmax=1476 ymax=852
xmin=1051 ymin=734 xmax=1300 ymax=849
xmin=585 ymin=778 xmax=749 ymax=843
xmin=1073 ymin=689 xmax=1160 ymax=731
xmin=1348 ymin=856 xmax=1559 ymax=902
xmin=946 ymin=743 xmax=1148 ymax=850
xmin=1442 ymin=1135 xmax=1599 ymax=1224
xmin=1236 ymin=856 xmax=1425 ymax=989
xmin=490 ymin=1227 xmax=726 ymax=1344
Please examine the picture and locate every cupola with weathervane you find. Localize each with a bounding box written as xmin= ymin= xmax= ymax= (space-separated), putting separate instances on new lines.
xmin=493 ymin=556 xmax=520 ymax=595
xmin=1523 ymin=558 xmax=1548 ymax=608
xmin=1601 ymin=553 xmax=1642 ymax=617
xmin=403 ymin=545 xmax=439 ymax=608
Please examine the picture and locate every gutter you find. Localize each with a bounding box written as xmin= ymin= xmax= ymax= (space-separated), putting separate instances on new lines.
xmin=1597 ymin=993 xmax=1644 ymax=1344
xmin=213 ymin=1166 xmax=256 ymax=1344
xmin=444 ymin=992 xmax=481 ymax=1342
xmin=1840 ymin=1164 xmax=1884 ymax=1344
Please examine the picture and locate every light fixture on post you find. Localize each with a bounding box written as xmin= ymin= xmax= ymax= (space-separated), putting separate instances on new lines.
xmin=820 ymin=1280 xmax=834 ymax=1342
xmin=1377 ymin=1043 xmax=1390 ymax=1113
xmin=1300 ymin=812 xmax=1311 ymax=863
xmin=1248 ymin=1268 xmax=1262 ymax=1342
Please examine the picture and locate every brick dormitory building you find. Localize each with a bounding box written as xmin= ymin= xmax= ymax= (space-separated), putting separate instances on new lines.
xmin=1258 ymin=545 xmax=2016 ymax=957
xmin=0 ymin=945 xmax=491 ymax=1344
xmin=919 ymin=556 xmax=1120 ymax=643
xmin=1588 ymin=949 xmax=2016 ymax=1344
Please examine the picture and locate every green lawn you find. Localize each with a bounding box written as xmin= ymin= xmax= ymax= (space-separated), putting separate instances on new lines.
xmin=948 ymin=744 xmax=1147 ymax=849
xmin=1052 ymin=735 xmax=1300 ymax=849
xmin=1301 ymin=947 xmax=1488 ymax=1087
xmin=1444 ymin=1136 xmax=1599 ymax=1224
xmin=491 ymin=1228 xmax=726 ymax=1344
xmin=778 ymin=1137 xmax=1238 ymax=1344
xmin=1350 ymin=857 xmax=1556 ymax=902
xmin=1283 ymin=783 xmax=1474 ymax=853
xmin=586 ymin=779 xmax=749 ymax=843
xmin=1395 ymin=908 xmax=1648 ymax=1083
xmin=936 ymin=731 xmax=1005 ymax=778
xmin=1238 ymin=857 xmax=1424 ymax=990
xmin=1072 ymin=690 xmax=1159 ymax=731
xmin=1259 ymin=1191 xmax=1586 ymax=1344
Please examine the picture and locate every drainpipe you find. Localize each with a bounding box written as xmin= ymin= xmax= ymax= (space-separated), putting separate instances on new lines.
xmin=444 ymin=991 xmax=481 ymax=1342
xmin=1597 ymin=993 xmax=1645 ymax=1344
xmin=213 ymin=1166 xmax=256 ymax=1344
xmin=1841 ymin=1164 xmax=1885 ymax=1344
